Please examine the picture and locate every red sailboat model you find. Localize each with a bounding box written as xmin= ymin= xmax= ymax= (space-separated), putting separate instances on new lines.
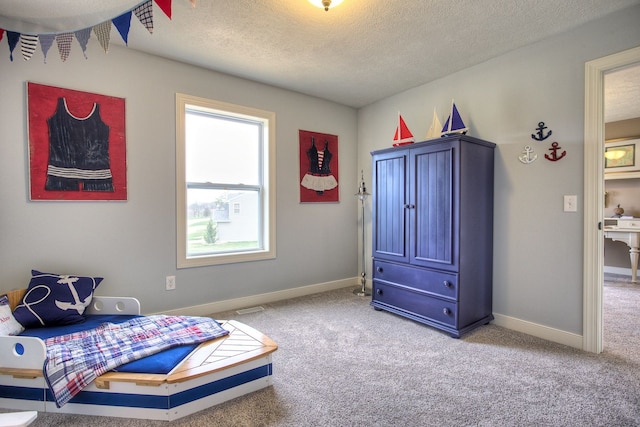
xmin=392 ymin=113 xmax=415 ymax=147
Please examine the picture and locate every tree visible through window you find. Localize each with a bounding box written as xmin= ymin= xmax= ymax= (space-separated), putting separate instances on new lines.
xmin=176 ymin=94 xmax=276 ymax=268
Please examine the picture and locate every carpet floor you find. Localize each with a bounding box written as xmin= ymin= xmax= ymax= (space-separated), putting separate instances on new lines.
xmin=3 ymin=274 xmax=639 ymax=426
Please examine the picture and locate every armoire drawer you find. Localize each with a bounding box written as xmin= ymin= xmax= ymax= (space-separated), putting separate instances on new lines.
xmin=373 ymin=260 xmax=458 ymax=300
xmin=372 ymin=281 xmax=458 ymax=327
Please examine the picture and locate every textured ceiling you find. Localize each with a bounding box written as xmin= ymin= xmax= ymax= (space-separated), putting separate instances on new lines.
xmin=605 ymin=63 xmax=640 ymax=123
xmin=0 ymin=0 xmax=639 ymax=115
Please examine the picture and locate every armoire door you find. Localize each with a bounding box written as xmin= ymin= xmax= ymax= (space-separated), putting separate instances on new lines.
xmin=409 ymin=142 xmax=458 ymax=271
xmin=372 ymin=150 xmax=409 ymax=264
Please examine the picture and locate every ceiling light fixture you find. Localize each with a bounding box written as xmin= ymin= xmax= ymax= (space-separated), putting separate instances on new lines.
xmin=604 ymin=149 xmax=626 ymax=160
xmin=308 ymin=0 xmax=344 ymax=11
xmin=604 ymin=148 xmax=627 ymax=160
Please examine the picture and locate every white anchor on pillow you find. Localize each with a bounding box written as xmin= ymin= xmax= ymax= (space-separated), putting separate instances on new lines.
xmin=55 ymin=275 xmax=91 ymax=314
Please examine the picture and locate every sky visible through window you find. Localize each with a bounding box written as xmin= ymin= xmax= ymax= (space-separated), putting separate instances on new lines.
xmin=185 ymin=110 xmax=261 ymax=203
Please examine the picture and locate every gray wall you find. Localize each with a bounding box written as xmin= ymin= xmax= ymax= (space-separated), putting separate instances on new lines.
xmin=358 ymin=5 xmax=640 ymax=335
xmin=1 ymin=4 xmax=639 ymax=339
xmin=0 ymin=45 xmax=358 ymax=313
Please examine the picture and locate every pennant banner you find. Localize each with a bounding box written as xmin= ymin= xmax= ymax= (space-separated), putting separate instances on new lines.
xmin=156 ymin=0 xmax=172 ymax=19
xmin=75 ymin=28 xmax=92 ymax=58
xmin=93 ymin=22 xmax=112 ymax=53
xmin=56 ymin=33 xmax=73 ymax=62
xmin=39 ymin=34 xmax=55 ymax=62
xmin=112 ymin=11 xmax=132 ymax=45
xmin=7 ymin=31 xmax=19 ymax=61
xmin=0 ymin=0 xmax=183 ymax=62
xmin=134 ymin=1 xmax=154 ymax=34
xmin=20 ymin=34 xmax=38 ymax=61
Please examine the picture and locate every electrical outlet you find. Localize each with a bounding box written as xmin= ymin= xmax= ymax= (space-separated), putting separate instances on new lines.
xmin=165 ymin=275 xmax=176 ymax=291
xmin=564 ymin=195 xmax=577 ymax=212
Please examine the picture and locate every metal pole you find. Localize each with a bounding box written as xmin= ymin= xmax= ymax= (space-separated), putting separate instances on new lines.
xmin=354 ymin=171 xmax=371 ymax=296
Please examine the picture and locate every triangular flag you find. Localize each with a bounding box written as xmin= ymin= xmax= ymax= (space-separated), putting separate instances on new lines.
xmin=7 ymin=31 xmax=20 ymax=61
xmin=55 ymin=32 xmax=73 ymax=62
xmin=39 ymin=34 xmax=55 ymax=62
xmin=75 ymin=28 xmax=92 ymax=58
xmin=0 ymin=29 xmax=4 ymax=42
xmin=113 ymin=11 xmax=132 ymax=44
xmin=154 ymin=0 xmax=172 ymax=19
xmin=134 ymin=1 xmax=154 ymax=34
xmin=93 ymin=21 xmax=111 ymax=53
xmin=20 ymin=34 xmax=38 ymax=61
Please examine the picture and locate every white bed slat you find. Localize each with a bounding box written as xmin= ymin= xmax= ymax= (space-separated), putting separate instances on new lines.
xmin=86 ymin=296 xmax=141 ymax=315
xmin=0 ymin=336 xmax=46 ymax=370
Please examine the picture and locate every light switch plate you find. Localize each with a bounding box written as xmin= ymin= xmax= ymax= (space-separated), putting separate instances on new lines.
xmin=564 ymin=195 xmax=577 ymax=212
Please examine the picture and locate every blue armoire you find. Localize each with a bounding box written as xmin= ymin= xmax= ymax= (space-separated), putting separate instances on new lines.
xmin=371 ymin=135 xmax=495 ymax=337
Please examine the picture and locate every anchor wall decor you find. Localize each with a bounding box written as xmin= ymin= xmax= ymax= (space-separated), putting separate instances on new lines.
xmin=525 ymin=121 xmax=566 ymax=162
xmin=518 ymin=145 xmax=538 ymax=164
xmin=544 ymin=141 xmax=566 ymax=162
xmin=531 ymin=121 xmax=552 ymax=141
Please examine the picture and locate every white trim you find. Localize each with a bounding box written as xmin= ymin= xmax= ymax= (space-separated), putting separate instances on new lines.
xmin=603 ymin=266 xmax=632 ymax=277
xmin=584 ymin=46 xmax=640 ymax=354
xmin=175 ymin=93 xmax=277 ymax=268
xmin=63 ymin=98 xmax=96 ymax=120
xmin=492 ymin=313 xmax=583 ymax=350
xmin=154 ymin=277 xmax=358 ymax=316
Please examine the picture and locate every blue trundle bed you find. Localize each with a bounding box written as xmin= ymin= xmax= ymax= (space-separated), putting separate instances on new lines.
xmin=0 ymin=288 xmax=277 ymax=421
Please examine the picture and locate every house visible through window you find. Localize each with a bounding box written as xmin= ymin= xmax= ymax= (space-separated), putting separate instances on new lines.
xmin=176 ymin=93 xmax=276 ymax=268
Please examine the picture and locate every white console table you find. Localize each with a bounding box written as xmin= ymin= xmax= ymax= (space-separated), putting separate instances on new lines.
xmin=604 ymin=218 xmax=640 ymax=283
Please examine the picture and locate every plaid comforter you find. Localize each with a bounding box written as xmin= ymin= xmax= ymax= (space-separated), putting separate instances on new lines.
xmin=43 ymin=315 xmax=229 ymax=407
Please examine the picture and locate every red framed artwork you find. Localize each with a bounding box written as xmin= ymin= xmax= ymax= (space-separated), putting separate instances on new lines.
xmin=299 ymin=130 xmax=339 ymax=203
xmin=27 ymin=82 xmax=127 ymax=201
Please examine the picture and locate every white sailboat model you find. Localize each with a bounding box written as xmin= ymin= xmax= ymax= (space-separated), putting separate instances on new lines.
xmin=425 ymin=108 xmax=442 ymax=139
xmin=441 ymin=100 xmax=468 ymax=136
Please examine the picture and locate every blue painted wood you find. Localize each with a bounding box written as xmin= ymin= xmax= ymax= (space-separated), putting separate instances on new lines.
xmin=373 ymin=282 xmax=458 ymax=327
xmin=373 ymin=259 xmax=457 ymax=300
xmin=371 ymin=135 xmax=495 ymax=338
xmin=372 ymin=151 xmax=408 ymax=262
xmin=412 ymin=145 xmax=453 ymax=268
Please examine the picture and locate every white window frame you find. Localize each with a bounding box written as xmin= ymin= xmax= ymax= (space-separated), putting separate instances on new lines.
xmin=175 ymin=93 xmax=276 ymax=268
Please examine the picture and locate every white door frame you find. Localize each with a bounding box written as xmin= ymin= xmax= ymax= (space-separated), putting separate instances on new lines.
xmin=583 ymin=46 xmax=640 ymax=353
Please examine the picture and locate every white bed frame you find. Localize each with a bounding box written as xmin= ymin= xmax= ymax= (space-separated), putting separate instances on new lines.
xmin=0 ymin=292 xmax=277 ymax=421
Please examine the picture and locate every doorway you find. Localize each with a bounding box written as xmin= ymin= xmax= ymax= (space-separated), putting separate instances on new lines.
xmin=584 ymin=46 xmax=640 ymax=353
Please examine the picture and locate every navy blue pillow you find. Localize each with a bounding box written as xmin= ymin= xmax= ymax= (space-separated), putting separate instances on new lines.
xmin=12 ymin=270 xmax=103 ymax=328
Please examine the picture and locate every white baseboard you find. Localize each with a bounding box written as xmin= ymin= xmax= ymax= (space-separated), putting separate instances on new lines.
xmin=155 ymin=277 xmax=358 ymax=317
xmin=156 ymin=278 xmax=583 ymax=350
xmin=492 ymin=313 xmax=583 ymax=350
xmin=603 ymin=265 xmax=631 ymax=276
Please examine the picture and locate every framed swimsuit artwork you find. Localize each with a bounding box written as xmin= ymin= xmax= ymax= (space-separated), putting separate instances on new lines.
xmin=299 ymin=129 xmax=339 ymax=203
xmin=27 ymin=82 xmax=127 ymax=201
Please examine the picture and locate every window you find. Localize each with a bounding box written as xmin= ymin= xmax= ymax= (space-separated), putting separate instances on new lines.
xmin=176 ymin=93 xmax=276 ymax=268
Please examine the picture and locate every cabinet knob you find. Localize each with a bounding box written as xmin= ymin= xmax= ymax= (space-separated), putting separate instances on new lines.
xmin=404 ymin=204 xmax=415 ymax=209
xmin=443 ymin=281 xmax=451 ymax=288
xmin=376 ymin=288 xmax=383 ymax=296
xmin=377 ymin=267 xmax=383 ymax=273
xmin=443 ymin=308 xmax=451 ymax=315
